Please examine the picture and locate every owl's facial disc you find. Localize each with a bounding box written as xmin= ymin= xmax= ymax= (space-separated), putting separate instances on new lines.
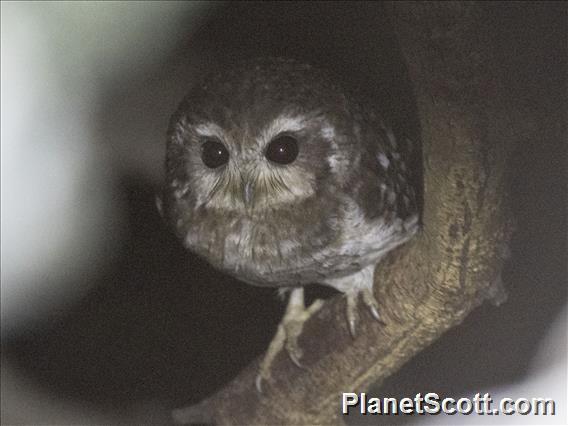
xmin=173 ymin=101 xmax=333 ymax=213
xmin=186 ymin=114 xmax=319 ymax=213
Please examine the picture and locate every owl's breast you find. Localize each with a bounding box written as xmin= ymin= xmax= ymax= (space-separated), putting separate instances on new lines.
xmin=185 ymin=214 xmax=336 ymax=287
xmin=184 ymin=204 xmax=418 ymax=288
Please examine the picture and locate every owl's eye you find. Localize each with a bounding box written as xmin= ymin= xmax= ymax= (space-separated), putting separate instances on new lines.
xmin=265 ymin=135 xmax=299 ymax=165
xmin=201 ymin=139 xmax=229 ymax=168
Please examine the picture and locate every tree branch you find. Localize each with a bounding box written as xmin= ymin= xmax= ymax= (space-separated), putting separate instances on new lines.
xmin=173 ymin=2 xmax=515 ymax=424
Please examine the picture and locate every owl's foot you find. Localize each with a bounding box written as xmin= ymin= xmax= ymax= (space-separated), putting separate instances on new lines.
xmin=324 ymin=264 xmax=385 ymax=337
xmin=345 ymin=286 xmax=383 ymax=337
xmin=256 ymin=287 xmax=323 ymax=392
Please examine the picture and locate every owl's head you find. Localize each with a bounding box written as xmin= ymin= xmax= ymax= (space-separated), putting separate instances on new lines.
xmin=164 ymin=58 xmax=357 ymax=221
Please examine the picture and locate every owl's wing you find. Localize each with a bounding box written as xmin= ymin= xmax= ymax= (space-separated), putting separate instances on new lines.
xmin=355 ymin=120 xmax=418 ymax=225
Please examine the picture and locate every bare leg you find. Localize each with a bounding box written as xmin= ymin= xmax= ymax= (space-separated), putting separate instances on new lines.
xmin=256 ymin=287 xmax=323 ymax=392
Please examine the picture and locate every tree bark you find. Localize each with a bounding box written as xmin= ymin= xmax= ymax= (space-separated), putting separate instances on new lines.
xmin=173 ymin=2 xmax=515 ymax=424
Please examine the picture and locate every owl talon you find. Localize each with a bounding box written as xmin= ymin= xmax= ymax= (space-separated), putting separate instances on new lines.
xmin=348 ymin=319 xmax=357 ymax=337
xmin=257 ymin=288 xmax=322 ymax=392
xmin=361 ymin=287 xmax=385 ymax=324
xmin=255 ymin=374 xmax=264 ymax=393
xmin=345 ymin=284 xmax=384 ymax=338
xmin=346 ymin=291 xmax=359 ymax=337
xmin=369 ymin=305 xmax=381 ymax=322
xmin=288 ymin=348 xmax=304 ymax=368
xmin=284 ymin=325 xmax=305 ymax=368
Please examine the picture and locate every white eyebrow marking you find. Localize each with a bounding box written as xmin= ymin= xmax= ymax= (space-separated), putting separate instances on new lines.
xmin=320 ymin=125 xmax=336 ymax=140
xmin=377 ymin=152 xmax=390 ymax=169
xmin=258 ymin=115 xmax=307 ymax=146
xmin=194 ymin=122 xmax=225 ymax=139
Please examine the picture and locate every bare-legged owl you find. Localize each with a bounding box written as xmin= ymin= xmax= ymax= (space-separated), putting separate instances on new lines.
xmin=161 ymin=57 xmax=419 ymax=391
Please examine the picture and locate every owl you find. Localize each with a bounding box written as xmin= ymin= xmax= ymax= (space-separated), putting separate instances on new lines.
xmin=161 ymin=57 xmax=419 ymax=390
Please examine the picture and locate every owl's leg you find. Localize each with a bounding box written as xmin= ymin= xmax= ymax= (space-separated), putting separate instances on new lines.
xmin=256 ymin=287 xmax=323 ymax=392
xmin=325 ymin=264 xmax=383 ymax=337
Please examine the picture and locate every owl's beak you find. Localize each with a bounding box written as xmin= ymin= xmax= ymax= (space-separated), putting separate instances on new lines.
xmin=243 ymin=181 xmax=254 ymax=206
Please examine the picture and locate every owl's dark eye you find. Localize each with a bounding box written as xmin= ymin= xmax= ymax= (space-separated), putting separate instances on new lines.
xmin=265 ymin=135 xmax=299 ymax=165
xmin=201 ymin=139 xmax=229 ymax=168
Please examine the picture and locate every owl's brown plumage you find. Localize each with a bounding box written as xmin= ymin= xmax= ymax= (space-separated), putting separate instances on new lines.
xmin=162 ymin=57 xmax=419 ymax=389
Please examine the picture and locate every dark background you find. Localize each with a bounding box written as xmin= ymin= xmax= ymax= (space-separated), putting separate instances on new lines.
xmin=3 ymin=2 xmax=566 ymax=424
